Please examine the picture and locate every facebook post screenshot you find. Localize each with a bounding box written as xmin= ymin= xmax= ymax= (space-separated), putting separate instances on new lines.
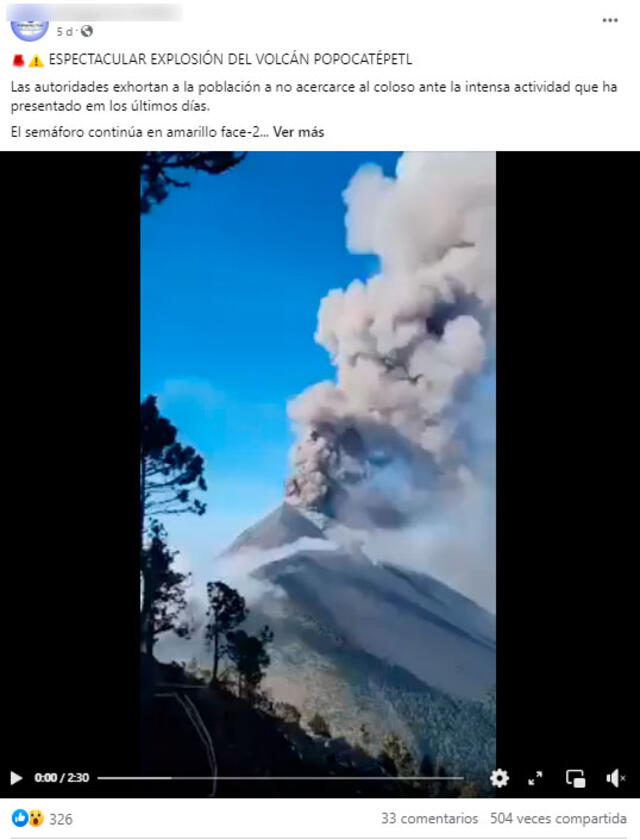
xmin=2 ymin=0 xmax=638 ymax=838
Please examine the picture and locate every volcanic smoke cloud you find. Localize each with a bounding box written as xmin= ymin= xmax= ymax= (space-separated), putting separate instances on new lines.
xmin=286 ymin=153 xmax=496 ymax=516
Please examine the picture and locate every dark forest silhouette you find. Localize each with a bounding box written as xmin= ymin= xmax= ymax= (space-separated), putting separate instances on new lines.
xmin=138 ymin=396 xmax=473 ymax=795
xmin=140 ymin=152 xmax=246 ymax=213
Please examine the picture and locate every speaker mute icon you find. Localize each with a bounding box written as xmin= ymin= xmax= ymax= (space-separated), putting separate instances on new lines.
xmin=606 ymin=768 xmax=625 ymax=788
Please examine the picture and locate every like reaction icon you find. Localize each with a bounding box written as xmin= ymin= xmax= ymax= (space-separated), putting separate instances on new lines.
xmin=12 ymin=810 xmax=29 ymax=827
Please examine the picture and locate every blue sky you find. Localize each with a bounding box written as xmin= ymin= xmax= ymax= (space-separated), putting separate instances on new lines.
xmin=141 ymin=152 xmax=401 ymax=565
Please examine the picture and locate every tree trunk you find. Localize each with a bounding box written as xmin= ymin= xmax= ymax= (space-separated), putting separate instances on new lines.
xmin=140 ymin=564 xmax=155 ymax=655
xmin=140 ymin=454 xmax=149 ymax=652
xmin=140 ymin=455 xmax=146 ymax=543
xmin=212 ymin=630 xmax=220 ymax=682
xmin=143 ymin=615 xmax=155 ymax=656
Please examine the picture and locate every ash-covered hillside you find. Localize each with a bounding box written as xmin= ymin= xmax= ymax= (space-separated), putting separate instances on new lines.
xmin=222 ymin=501 xmax=495 ymax=787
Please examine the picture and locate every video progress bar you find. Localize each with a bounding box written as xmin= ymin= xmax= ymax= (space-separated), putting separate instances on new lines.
xmin=97 ymin=775 xmax=464 ymax=781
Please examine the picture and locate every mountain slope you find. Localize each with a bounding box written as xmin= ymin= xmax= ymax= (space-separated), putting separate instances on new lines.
xmin=254 ymin=548 xmax=494 ymax=699
xmin=221 ymin=502 xmax=495 ymax=786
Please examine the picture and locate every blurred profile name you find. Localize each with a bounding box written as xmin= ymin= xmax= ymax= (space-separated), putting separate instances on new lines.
xmin=6 ymin=4 xmax=180 ymax=21
xmin=47 ymin=50 xmax=414 ymax=66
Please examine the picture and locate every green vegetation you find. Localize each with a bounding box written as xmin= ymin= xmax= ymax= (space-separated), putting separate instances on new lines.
xmin=204 ymin=581 xmax=248 ymax=683
xmin=139 ymin=520 xmax=191 ymax=656
xmin=308 ymin=712 xmax=332 ymax=738
xmin=378 ymin=733 xmax=417 ymax=777
xmin=140 ymin=396 xmax=273 ymax=695
xmin=226 ymin=625 xmax=274 ymax=699
xmin=140 ymin=152 xmax=246 ymax=213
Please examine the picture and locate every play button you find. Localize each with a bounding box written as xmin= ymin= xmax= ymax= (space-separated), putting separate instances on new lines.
xmin=10 ymin=771 xmax=23 ymax=786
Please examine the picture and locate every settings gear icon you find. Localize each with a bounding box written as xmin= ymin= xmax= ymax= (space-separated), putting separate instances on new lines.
xmin=490 ymin=768 xmax=510 ymax=788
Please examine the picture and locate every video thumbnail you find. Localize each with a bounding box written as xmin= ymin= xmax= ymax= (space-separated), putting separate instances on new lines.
xmin=139 ymin=152 xmax=496 ymax=796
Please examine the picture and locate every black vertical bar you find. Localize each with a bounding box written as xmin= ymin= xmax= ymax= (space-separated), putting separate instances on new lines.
xmin=3 ymin=152 xmax=141 ymax=797
xmin=496 ymin=152 xmax=635 ymax=797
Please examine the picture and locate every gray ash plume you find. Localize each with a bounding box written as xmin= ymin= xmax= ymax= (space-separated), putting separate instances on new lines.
xmin=285 ymin=153 xmax=496 ymax=523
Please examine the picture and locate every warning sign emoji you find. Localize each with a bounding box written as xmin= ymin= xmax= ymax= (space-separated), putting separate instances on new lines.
xmin=29 ymin=54 xmax=45 ymax=67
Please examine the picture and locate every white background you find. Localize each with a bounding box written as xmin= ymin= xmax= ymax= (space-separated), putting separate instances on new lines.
xmin=3 ymin=797 xmax=640 ymax=840
xmin=1 ymin=0 xmax=639 ymax=150
xmin=2 ymin=3 xmax=637 ymax=834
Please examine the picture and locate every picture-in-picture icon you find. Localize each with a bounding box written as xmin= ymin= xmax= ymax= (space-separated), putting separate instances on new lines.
xmin=566 ymin=769 xmax=586 ymax=788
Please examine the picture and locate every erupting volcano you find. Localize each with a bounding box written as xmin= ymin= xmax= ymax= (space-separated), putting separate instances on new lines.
xmin=216 ymin=153 xmax=497 ymax=786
